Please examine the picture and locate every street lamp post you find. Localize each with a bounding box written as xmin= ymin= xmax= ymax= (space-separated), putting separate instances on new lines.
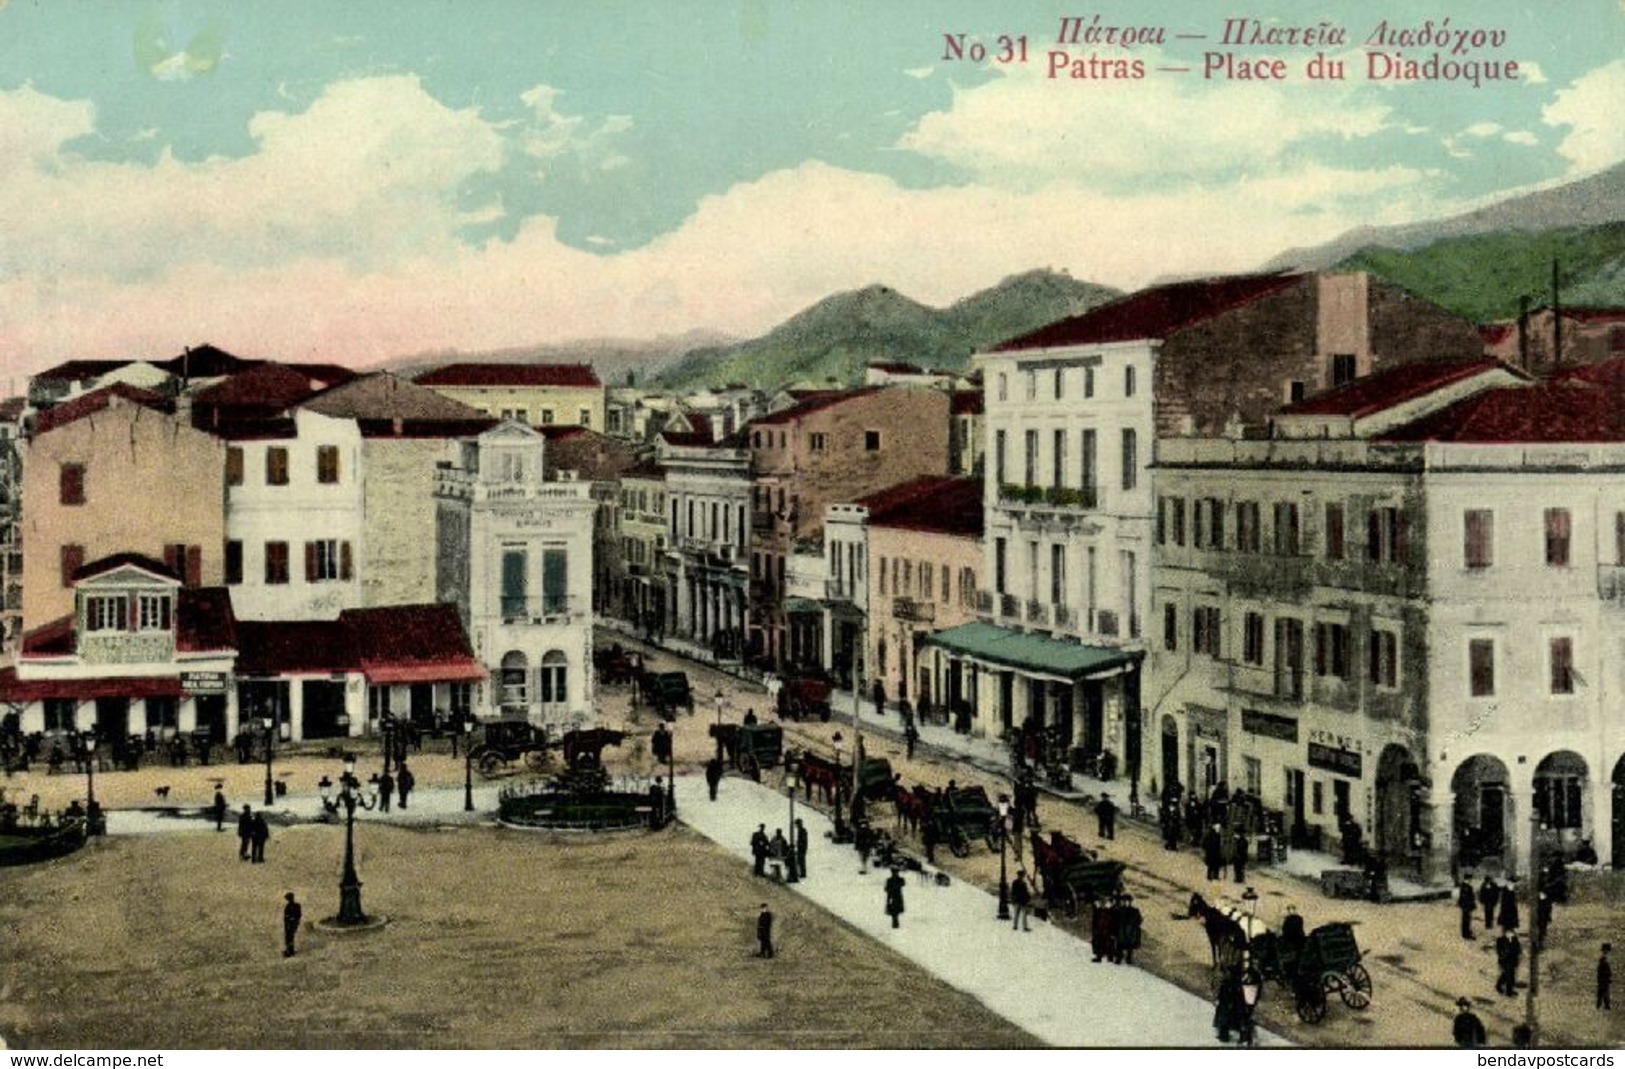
xmin=463 ymin=717 xmax=476 ymax=812
xmin=380 ymin=713 xmax=395 ymax=777
xmin=830 ymin=732 xmax=848 ymax=841
xmin=1239 ymin=886 xmax=1261 ymax=1046
xmin=82 ymin=732 xmax=97 ymax=809
xmin=318 ymin=754 xmax=376 ymax=927
xmin=1525 ymin=816 xmax=1546 ymax=1049
xmin=784 ymin=758 xmax=800 ymax=884
xmin=996 ymin=794 xmax=1011 ymax=920
xmin=713 ymin=689 xmax=726 ymax=762
xmin=261 ymin=715 xmax=275 ymax=808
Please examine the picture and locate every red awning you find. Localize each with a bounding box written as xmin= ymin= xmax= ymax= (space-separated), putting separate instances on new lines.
xmin=361 ymin=658 xmax=487 ymax=685
xmin=0 ymin=668 xmax=184 ymax=702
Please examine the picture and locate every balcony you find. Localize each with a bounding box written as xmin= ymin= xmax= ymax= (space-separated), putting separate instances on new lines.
xmin=1054 ymin=604 xmax=1076 ymax=630
xmin=826 ymin=579 xmax=860 ymax=603
xmin=498 ymin=594 xmax=585 ymax=626
xmin=893 ymin=597 xmax=936 ymax=623
xmin=998 ymin=593 xmax=1021 ymax=619
xmin=997 ymin=483 xmax=1101 ymax=511
xmin=1025 ymin=599 xmax=1048 ymax=626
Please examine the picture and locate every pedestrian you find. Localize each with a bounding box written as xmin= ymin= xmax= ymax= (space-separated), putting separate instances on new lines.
xmin=1114 ymin=893 xmax=1142 ymax=964
xmin=1457 ymin=879 xmax=1477 ymax=940
xmin=904 ymin=721 xmax=919 ymax=761
xmin=756 ymin=903 xmax=774 ymax=958
xmin=769 ymin=828 xmax=790 ymax=880
xmin=250 ymin=811 xmax=270 ymax=863
xmin=648 ymin=778 xmax=666 ymax=828
xmin=872 ymin=679 xmax=886 ymax=716
xmin=1203 ymin=824 xmax=1224 ymax=881
xmin=922 ymin=818 xmax=938 ymax=866
xmin=1095 ymin=793 xmax=1117 ymax=840
xmin=237 ymin=804 xmax=254 ymax=860
xmin=750 ymin=824 xmax=769 ymax=878
xmin=1599 ymin=943 xmax=1613 ymax=1010
xmin=1281 ymin=904 xmax=1306 ymax=957
xmin=213 ymin=787 xmax=227 ymax=832
xmin=1090 ymin=897 xmax=1117 ymax=963
xmin=705 ymin=756 xmax=723 ymax=801
xmin=1231 ymin=830 xmax=1248 ymax=884
xmin=884 ymin=867 xmax=905 ymax=928
xmin=377 ymin=770 xmax=394 ymax=814
xmin=282 ymin=892 xmax=302 ymax=958
xmin=1010 ymin=871 xmax=1033 ymax=932
xmin=397 ymin=763 xmax=414 ymax=809
xmin=1497 ymin=882 xmax=1521 ymax=933
xmin=1495 ymin=929 xmax=1522 ymax=997
xmin=1453 ymin=997 xmax=1487 ymax=1048
xmin=794 ymin=818 xmax=809 ymax=880
xmin=1214 ymin=965 xmax=1246 ymax=1043
xmin=1536 ymin=892 xmax=1553 ymax=944
xmin=1479 ymin=875 xmax=1499 ymax=930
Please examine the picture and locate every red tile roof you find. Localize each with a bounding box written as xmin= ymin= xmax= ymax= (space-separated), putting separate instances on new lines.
xmin=339 ymin=604 xmax=485 ymax=684
xmin=0 ymin=667 xmax=182 ymax=702
xmin=32 ymin=359 xmax=132 ymax=383
xmin=952 ymin=390 xmax=984 ymax=415
xmin=1379 ymin=367 xmax=1625 ymax=443
xmin=415 ymin=362 xmax=602 ymax=388
xmin=156 ymin=345 xmax=257 ymax=379
xmin=660 ymin=413 xmax=714 ymax=447
xmin=860 ymin=475 xmax=984 ymax=538
xmin=72 ymin=553 xmax=178 ymax=584
xmin=178 ymin=588 xmax=238 ymax=653
xmin=235 ymin=620 xmax=357 ymax=675
xmin=993 ymin=273 xmax=1303 ymax=351
xmin=20 ymin=615 xmax=75 ymax=656
xmin=1280 ymin=359 xmax=1515 ymax=418
xmin=34 ymin=384 xmax=172 ymax=436
xmin=191 ymin=362 xmax=326 ymax=413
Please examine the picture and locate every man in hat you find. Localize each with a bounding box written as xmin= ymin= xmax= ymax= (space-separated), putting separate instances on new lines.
xmin=282 ymin=892 xmax=303 ymax=958
xmin=755 ymin=903 xmax=774 ymax=958
xmin=1599 ymin=943 xmax=1613 ymax=1010
xmin=1457 ymin=879 xmax=1478 ymax=940
xmin=1453 ymin=998 xmax=1487 ymax=1047
xmin=1113 ymin=893 xmax=1143 ymax=964
xmin=1496 ymin=929 xmax=1522 ymax=997
xmin=1095 ymin=792 xmax=1118 ymax=840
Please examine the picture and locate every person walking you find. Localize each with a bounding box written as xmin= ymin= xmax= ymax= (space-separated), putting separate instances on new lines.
xmin=750 ymin=824 xmax=769 ymax=878
xmin=1231 ymin=830 xmax=1248 ymax=884
xmin=884 ymin=868 xmax=906 ymax=929
xmin=1599 ymin=943 xmax=1613 ymax=1010
xmin=1114 ymin=894 xmax=1143 ymax=964
xmin=1095 ymin=793 xmax=1118 ymax=840
xmin=1457 ymin=879 xmax=1478 ymax=940
xmin=250 ymin=811 xmax=270 ymax=864
xmin=755 ymin=903 xmax=774 ymax=958
xmin=237 ymin=804 xmax=254 ymax=860
xmin=212 ymin=788 xmax=227 ymax=832
xmin=794 ymin=819 xmax=809 ymax=880
xmin=1010 ymin=871 xmax=1033 ymax=932
xmin=768 ymin=828 xmax=790 ymax=880
xmin=376 ymin=770 xmax=394 ymax=814
xmin=1203 ymin=824 xmax=1224 ymax=881
xmin=1453 ymin=998 xmax=1487 ymax=1047
xmin=904 ymin=721 xmax=919 ymax=761
xmin=282 ymin=892 xmax=302 ymax=958
xmin=1479 ymin=876 xmax=1499 ymax=930
xmin=1497 ymin=882 xmax=1521 ymax=934
xmin=397 ymin=763 xmax=414 ymax=810
xmin=705 ymin=756 xmax=723 ymax=801
xmin=1496 ymin=929 xmax=1522 ymax=997
xmin=1214 ymin=966 xmax=1246 ymax=1044
xmin=1090 ymin=897 xmax=1118 ymax=963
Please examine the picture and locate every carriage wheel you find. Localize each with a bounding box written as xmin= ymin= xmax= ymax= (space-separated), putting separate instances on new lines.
xmin=1295 ymin=979 xmax=1328 ymax=1023
xmin=477 ymin=752 xmax=503 ymax=776
xmin=523 ymin=750 xmax=550 ymax=771
xmin=948 ymin=828 xmax=971 ymax=858
xmin=1340 ymin=963 xmax=1372 ymax=1009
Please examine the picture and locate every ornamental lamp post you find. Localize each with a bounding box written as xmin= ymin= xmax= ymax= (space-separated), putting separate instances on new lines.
xmin=784 ymin=758 xmax=800 ymax=884
xmin=463 ymin=717 xmax=476 ymax=812
xmin=319 ymin=754 xmax=376 ymax=927
xmin=261 ymin=714 xmax=275 ymax=808
xmin=830 ymin=731 xmax=848 ymax=841
xmin=82 ymin=731 xmax=97 ymax=808
xmin=713 ymin=689 xmax=727 ymax=762
xmin=996 ymin=795 xmax=1012 ymax=920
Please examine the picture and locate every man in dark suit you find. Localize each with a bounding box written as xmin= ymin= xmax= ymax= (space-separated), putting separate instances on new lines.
xmin=756 ymin=904 xmax=774 ymax=958
xmin=282 ymin=892 xmax=303 ymax=958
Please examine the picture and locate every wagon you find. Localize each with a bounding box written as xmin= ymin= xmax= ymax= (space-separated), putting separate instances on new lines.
xmin=468 ymin=719 xmax=553 ymax=776
xmin=1030 ymin=830 xmax=1126 ymax=916
xmin=777 ymin=673 xmax=833 ymax=722
xmin=1249 ymin=922 xmax=1371 ymax=1023
xmin=709 ymin=722 xmax=783 ymax=779
xmin=925 ymin=784 xmax=1003 ymax=858
xmin=643 ymin=672 xmax=694 ymax=720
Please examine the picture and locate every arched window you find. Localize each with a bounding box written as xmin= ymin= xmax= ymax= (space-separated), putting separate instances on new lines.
xmin=541 ymin=650 xmax=568 ymax=706
xmin=500 ymin=651 xmax=528 ymax=711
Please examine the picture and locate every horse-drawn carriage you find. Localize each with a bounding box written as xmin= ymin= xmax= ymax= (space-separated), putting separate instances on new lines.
xmin=1191 ymin=893 xmax=1372 ymax=1025
xmin=641 ymin=671 xmax=694 ymax=720
xmin=468 ymin=721 xmax=626 ymax=776
xmin=776 ymin=671 xmax=833 ymax=722
xmin=1029 ymin=830 xmax=1126 ymax=916
xmin=593 ymin=644 xmax=639 ymax=686
xmin=710 ymin=722 xmax=783 ymax=779
xmin=920 ymin=785 xmax=1003 ymax=858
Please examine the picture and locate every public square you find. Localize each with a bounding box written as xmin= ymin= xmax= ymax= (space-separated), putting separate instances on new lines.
xmin=1 ymin=636 xmax=1621 ymax=1049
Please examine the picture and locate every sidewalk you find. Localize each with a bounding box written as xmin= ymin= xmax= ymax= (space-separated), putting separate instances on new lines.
xmin=675 ymin=772 xmax=1283 ymax=1048
xmin=104 ymin=781 xmax=506 ymax=835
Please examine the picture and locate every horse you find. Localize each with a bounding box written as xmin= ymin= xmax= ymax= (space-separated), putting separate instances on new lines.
xmin=797 ymin=751 xmax=840 ymax=805
xmin=1188 ymin=892 xmax=1250 ymax=967
xmin=893 ymin=784 xmax=932 ymax=835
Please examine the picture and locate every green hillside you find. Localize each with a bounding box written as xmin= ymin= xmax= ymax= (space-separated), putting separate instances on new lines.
xmin=1338 ymin=222 xmax=1625 ymax=322
xmin=654 ymin=270 xmax=1120 ymax=391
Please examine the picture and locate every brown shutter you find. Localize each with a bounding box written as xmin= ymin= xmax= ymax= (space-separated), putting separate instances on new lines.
xmin=340 ymin=541 xmax=353 ymax=581
xmin=1368 ymin=511 xmax=1381 ymax=561
xmin=186 ymin=546 xmax=202 ymax=588
xmin=61 ymin=544 xmax=84 ymax=587
xmin=304 ymin=542 xmax=317 ymax=582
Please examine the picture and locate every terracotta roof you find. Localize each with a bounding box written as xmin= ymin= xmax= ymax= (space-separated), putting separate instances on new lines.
xmin=860 ymin=475 xmax=984 ymax=538
xmin=72 ymin=553 xmax=178 ymax=584
xmin=415 ymin=362 xmax=602 ymax=388
xmin=660 ymin=413 xmax=715 ymax=447
xmin=993 ymin=272 xmax=1303 ymax=351
xmin=177 ymin=588 xmax=238 ymax=653
xmin=0 ymin=667 xmax=183 ymax=702
xmin=1379 ymin=368 xmax=1625 ymax=443
xmin=1280 ymin=359 xmax=1514 ymax=418
xmin=1554 ymin=307 xmax=1625 ymax=323
xmin=20 ymin=615 xmax=75 ymax=656
xmin=191 ymin=362 xmax=326 ymax=414
xmin=235 ymin=620 xmax=357 ymax=675
xmin=156 ymin=345 xmax=257 ymax=379
xmin=301 ymin=372 xmax=490 ymax=425
xmin=32 ymin=359 xmax=131 ymax=383
xmin=286 ymin=363 xmax=358 ymax=386
xmin=952 ymin=390 xmax=984 ymax=415
xmin=753 ymin=387 xmax=881 ymax=427
xmin=34 ymin=384 xmax=171 ymax=436
xmin=339 ymin=604 xmax=485 ymax=684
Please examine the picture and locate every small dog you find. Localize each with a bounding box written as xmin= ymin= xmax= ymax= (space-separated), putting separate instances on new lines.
xmin=154 ymin=785 xmax=171 ymax=800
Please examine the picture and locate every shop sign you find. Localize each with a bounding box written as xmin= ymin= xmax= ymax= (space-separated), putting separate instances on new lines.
xmin=1308 ymin=742 xmax=1362 ymax=778
xmin=182 ymin=671 xmax=228 ymax=695
xmin=1242 ymin=709 xmax=1298 ymax=743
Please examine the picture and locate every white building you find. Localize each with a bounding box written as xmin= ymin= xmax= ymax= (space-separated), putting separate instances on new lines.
xmin=656 ymin=413 xmax=751 ymax=660
xmin=435 ymin=422 xmax=596 ymax=730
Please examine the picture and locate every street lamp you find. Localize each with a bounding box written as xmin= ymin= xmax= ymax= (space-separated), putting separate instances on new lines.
xmin=784 ymin=758 xmax=800 ymax=884
xmin=996 ymin=794 xmax=1011 ymax=920
xmin=261 ymin=715 xmax=275 ymax=808
xmin=463 ymin=717 xmax=476 ymax=812
xmin=380 ymin=713 xmax=395 ymax=777
xmin=713 ymin=689 xmax=727 ymax=761
xmin=830 ymin=731 xmax=848 ymax=841
xmin=82 ymin=731 xmax=97 ymax=809
xmin=1240 ymin=968 xmax=1261 ymax=1046
xmin=1525 ymin=815 xmax=1547 ymax=1049
xmin=318 ymin=754 xmax=375 ymax=927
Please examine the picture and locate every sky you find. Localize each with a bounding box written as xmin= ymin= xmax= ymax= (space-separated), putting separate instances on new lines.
xmin=0 ymin=0 xmax=1621 ymax=379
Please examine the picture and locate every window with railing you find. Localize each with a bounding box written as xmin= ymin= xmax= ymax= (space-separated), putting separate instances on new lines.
xmin=1274 ymin=618 xmax=1304 ymax=699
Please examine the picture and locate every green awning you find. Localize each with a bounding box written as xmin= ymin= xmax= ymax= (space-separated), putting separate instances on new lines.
xmin=783 ymin=597 xmax=823 ymax=615
xmin=922 ymin=621 xmax=1141 ymax=682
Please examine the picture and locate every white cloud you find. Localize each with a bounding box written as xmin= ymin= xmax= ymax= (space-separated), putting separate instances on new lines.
xmin=1520 ymin=61 xmax=1548 ymax=85
xmin=898 ymin=59 xmax=1393 ymax=189
xmin=903 ymin=66 xmax=934 ymax=79
xmin=1504 ymin=131 xmax=1539 ymax=146
xmin=518 ymin=83 xmax=632 ymax=164
xmin=1543 ymin=59 xmax=1625 ymax=173
xmin=1464 ymin=122 xmax=1502 ymax=138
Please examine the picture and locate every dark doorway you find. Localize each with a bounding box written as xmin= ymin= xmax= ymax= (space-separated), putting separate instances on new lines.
xmin=95 ymin=697 xmax=130 ymax=742
xmin=1160 ymin=715 xmax=1179 ymax=794
xmin=301 ymin=681 xmax=349 ymax=740
xmin=195 ymin=695 xmax=227 ymax=743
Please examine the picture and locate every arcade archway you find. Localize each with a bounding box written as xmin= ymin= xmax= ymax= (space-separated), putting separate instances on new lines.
xmin=1451 ymin=754 xmax=1511 ymax=872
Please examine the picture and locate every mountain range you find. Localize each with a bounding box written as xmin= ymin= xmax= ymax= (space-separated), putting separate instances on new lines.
xmin=390 ymin=161 xmax=1625 ymax=394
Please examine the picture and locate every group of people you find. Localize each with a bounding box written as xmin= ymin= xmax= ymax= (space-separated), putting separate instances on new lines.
xmin=235 ymin=803 xmax=272 ymax=863
xmin=749 ymin=821 xmax=808 ymax=881
xmin=1088 ymin=892 xmax=1143 ymax=965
